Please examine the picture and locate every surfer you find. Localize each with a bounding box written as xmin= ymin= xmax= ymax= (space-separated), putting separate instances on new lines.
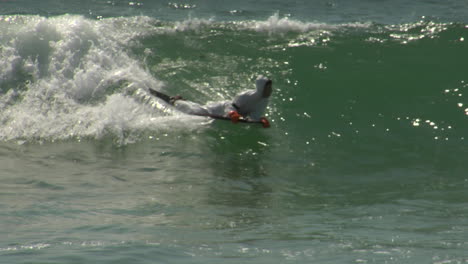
xmin=150 ymin=75 xmax=272 ymax=127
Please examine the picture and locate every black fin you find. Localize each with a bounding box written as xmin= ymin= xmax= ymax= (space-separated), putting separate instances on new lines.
xmin=149 ymin=88 xmax=172 ymax=104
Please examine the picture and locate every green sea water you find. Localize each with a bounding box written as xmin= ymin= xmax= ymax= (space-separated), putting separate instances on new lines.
xmin=1 ymin=1 xmax=467 ymax=263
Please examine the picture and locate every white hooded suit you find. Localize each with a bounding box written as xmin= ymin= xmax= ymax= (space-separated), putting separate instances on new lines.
xmin=173 ymin=75 xmax=271 ymax=121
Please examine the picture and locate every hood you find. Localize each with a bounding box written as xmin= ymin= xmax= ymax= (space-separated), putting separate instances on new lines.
xmin=255 ymin=75 xmax=271 ymax=95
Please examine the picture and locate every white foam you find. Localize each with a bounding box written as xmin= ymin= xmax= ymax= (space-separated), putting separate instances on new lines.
xmin=0 ymin=15 xmax=201 ymax=144
xmin=138 ymin=13 xmax=368 ymax=35
xmin=247 ymin=13 xmax=326 ymax=33
xmin=239 ymin=13 xmax=372 ymax=34
xmin=173 ymin=17 xmax=213 ymax=32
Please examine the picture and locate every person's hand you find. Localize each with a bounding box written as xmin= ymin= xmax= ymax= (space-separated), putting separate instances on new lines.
xmin=260 ymin=117 xmax=270 ymax=128
xmin=228 ymin=111 xmax=241 ymax=123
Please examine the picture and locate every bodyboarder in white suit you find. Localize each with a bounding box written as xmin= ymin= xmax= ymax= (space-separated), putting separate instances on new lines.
xmin=161 ymin=75 xmax=272 ymax=127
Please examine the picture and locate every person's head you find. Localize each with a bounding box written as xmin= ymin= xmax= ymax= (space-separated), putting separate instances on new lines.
xmin=256 ymin=75 xmax=273 ymax=98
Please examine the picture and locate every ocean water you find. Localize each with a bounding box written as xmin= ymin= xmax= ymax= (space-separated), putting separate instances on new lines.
xmin=1 ymin=0 xmax=467 ymax=263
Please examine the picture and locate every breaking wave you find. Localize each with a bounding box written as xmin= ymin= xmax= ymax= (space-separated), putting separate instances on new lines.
xmin=0 ymin=14 xmax=466 ymax=145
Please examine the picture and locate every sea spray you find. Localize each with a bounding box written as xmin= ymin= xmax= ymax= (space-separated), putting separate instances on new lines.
xmin=0 ymin=15 xmax=182 ymax=143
